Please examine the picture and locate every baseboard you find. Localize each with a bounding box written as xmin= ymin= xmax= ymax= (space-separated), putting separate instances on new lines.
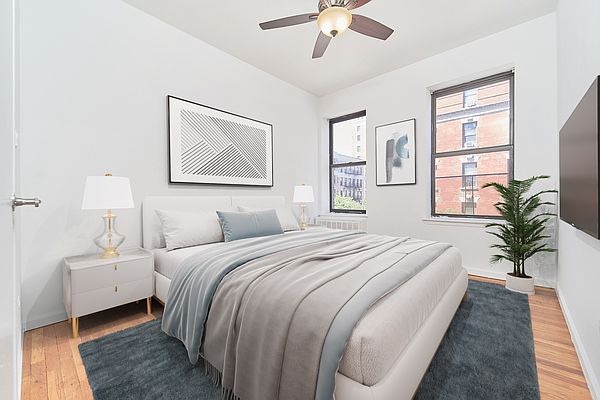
xmin=555 ymin=284 xmax=600 ymax=400
xmin=466 ymin=267 xmax=507 ymax=282
xmin=466 ymin=267 xmax=554 ymax=288
xmin=23 ymin=311 xmax=68 ymax=331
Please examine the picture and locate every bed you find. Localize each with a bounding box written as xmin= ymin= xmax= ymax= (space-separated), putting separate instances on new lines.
xmin=143 ymin=195 xmax=468 ymax=400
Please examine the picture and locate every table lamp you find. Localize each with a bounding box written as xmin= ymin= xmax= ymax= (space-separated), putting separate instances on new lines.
xmin=293 ymin=184 xmax=314 ymax=230
xmin=82 ymin=173 xmax=134 ymax=258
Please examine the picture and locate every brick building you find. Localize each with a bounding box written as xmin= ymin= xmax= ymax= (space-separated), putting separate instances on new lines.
xmin=434 ymin=79 xmax=511 ymax=216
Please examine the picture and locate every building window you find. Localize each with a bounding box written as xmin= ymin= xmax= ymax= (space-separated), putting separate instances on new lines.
xmin=462 ymin=121 xmax=477 ymax=148
xmin=463 ymin=88 xmax=478 ymax=107
xmin=461 ymin=200 xmax=476 ymax=215
xmin=330 ymin=110 xmax=367 ymax=213
xmin=432 ymin=71 xmax=514 ymax=218
xmin=462 ymin=162 xmax=478 ymax=187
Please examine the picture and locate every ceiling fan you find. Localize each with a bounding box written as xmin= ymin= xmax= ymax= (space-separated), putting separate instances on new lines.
xmin=259 ymin=0 xmax=393 ymax=59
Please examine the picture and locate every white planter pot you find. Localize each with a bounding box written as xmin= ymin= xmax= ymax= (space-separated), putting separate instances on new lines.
xmin=505 ymin=273 xmax=535 ymax=295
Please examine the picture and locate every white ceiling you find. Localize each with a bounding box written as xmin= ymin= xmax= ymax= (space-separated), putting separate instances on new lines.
xmin=124 ymin=0 xmax=556 ymax=96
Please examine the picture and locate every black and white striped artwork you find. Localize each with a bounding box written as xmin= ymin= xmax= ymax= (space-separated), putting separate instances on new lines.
xmin=168 ymin=96 xmax=273 ymax=186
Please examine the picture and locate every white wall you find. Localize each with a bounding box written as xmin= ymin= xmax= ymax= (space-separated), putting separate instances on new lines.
xmin=556 ymin=0 xmax=600 ymax=397
xmin=19 ymin=0 xmax=320 ymax=329
xmin=319 ymin=14 xmax=558 ymax=286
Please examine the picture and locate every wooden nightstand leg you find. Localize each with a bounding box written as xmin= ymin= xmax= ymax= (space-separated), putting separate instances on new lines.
xmin=72 ymin=317 xmax=79 ymax=338
xmin=146 ymin=297 xmax=152 ymax=315
xmin=462 ymin=291 xmax=468 ymax=303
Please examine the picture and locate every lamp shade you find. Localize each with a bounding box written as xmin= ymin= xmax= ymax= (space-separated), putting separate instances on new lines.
xmin=293 ymin=185 xmax=314 ymax=203
xmin=81 ymin=175 xmax=134 ymax=210
xmin=317 ymin=6 xmax=352 ymax=37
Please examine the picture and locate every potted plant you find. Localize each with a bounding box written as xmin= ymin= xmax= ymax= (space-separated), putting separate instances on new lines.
xmin=483 ymin=175 xmax=557 ymax=295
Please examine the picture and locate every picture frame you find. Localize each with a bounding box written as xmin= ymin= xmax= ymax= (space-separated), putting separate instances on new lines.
xmin=167 ymin=95 xmax=273 ymax=186
xmin=375 ymin=118 xmax=416 ymax=186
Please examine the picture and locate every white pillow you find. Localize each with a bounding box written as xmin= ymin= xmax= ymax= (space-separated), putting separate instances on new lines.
xmin=238 ymin=205 xmax=300 ymax=232
xmin=155 ymin=209 xmax=224 ymax=251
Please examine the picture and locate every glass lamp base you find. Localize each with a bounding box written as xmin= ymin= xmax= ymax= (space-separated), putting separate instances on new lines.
xmin=94 ymin=211 xmax=125 ymax=258
xmin=299 ymin=204 xmax=308 ymax=230
xmin=100 ymin=247 xmax=120 ymax=259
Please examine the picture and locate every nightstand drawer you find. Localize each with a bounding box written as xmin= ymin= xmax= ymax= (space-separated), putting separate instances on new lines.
xmin=71 ymin=277 xmax=153 ymax=317
xmin=71 ymin=257 xmax=152 ymax=294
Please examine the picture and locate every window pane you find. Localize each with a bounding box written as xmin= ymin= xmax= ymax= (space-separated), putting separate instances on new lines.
xmin=435 ymin=79 xmax=511 ymax=153
xmin=332 ymin=165 xmax=366 ymax=211
xmin=332 ymin=115 xmax=367 ymax=164
xmin=435 ymin=151 xmax=510 ymax=179
xmin=463 ymin=89 xmax=478 ymax=108
xmin=434 ymin=150 xmax=510 ymax=217
xmin=434 ymin=173 xmax=508 ymax=217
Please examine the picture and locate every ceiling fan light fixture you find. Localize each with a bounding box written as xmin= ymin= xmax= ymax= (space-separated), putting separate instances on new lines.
xmin=317 ymin=6 xmax=352 ymax=37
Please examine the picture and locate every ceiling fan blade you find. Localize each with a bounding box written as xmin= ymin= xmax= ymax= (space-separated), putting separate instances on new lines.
xmin=259 ymin=13 xmax=318 ymax=30
xmin=349 ymin=14 xmax=393 ymax=40
xmin=346 ymin=0 xmax=372 ymax=10
xmin=312 ymin=32 xmax=332 ymax=59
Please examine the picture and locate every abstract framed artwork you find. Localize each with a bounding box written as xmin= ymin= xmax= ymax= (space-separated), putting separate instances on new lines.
xmin=375 ymin=119 xmax=416 ymax=186
xmin=167 ymin=96 xmax=273 ymax=186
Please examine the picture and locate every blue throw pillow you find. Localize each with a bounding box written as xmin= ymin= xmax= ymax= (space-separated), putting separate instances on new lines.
xmin=216 ymin=209 xmax=284 ymax=242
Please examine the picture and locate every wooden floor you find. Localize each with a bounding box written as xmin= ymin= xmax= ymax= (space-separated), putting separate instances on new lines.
xmin=22 ymin=278 xmax=592 ymax=400
xmin=473 ymin=276 xmax=591 ymax=399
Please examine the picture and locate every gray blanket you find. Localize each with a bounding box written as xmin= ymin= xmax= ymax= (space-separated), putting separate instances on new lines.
xmin=162 ymin=229 xmax=359 ymax=363
xmin=163 ymin=229 xmax=450 ymax=400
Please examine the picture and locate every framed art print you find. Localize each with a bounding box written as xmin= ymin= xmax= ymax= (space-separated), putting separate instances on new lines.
xmin=375 ymin=119 xmax=416 ymax=186
xmin=167 ymin=96 xmax=273 ymax=186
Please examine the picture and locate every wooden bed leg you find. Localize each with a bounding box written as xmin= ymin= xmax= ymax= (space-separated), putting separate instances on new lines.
xmin=147 ymin=297 xmax=152 ymax=315
xmin=462 ymin=291 xmax=468 ymax=303
xmin=72 ymin=317 xmax=79 ymax=338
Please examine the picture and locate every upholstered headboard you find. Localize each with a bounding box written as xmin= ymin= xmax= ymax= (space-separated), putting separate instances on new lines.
xmin=142 ymin=195 xmax=286 ymax=250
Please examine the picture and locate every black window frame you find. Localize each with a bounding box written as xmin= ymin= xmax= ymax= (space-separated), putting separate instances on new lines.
xmin=329 ymin=110 xmax=367 ymax=214
xmin=431 ymin=71 xmax=514 ymax=219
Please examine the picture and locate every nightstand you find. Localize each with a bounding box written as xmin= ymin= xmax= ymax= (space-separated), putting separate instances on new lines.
xmin=63 ymin=247 xmax=154 ymax=338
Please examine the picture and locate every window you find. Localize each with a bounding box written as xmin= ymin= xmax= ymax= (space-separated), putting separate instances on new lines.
xmin=463 ymin=88 xmax=478 ymax=107
xmin=462 ymin=121 xmax=477 ymax=148
xmin=462 ymin=162 xmax=477 ymax=187
xmin=330 ymin=110 xmax=367 ymax=213
xmin=462 ymin=200 xmax=476 ymax=215
xmin=432 ymin=72 xmax=514 ymax=218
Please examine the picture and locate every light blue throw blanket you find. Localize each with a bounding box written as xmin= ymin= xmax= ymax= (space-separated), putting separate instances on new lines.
xmin=162 ymin=229 xmax=450 ymax=400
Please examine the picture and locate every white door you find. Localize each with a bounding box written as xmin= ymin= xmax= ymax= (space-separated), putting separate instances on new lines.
xmin=0 ymin=0 xmax=34 ymax=398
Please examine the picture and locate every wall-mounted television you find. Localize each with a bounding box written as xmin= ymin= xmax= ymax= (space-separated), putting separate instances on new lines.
xmin=559 ymin=76 xmax=600 ymax=239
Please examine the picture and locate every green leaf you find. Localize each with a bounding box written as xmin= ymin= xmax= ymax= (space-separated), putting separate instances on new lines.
xmin=483 ymin=175 xmax=556 ymax=269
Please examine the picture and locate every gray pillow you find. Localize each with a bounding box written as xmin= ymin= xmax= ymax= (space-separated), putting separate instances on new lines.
xmin=216 ymin=209 xmax=284 ymax=242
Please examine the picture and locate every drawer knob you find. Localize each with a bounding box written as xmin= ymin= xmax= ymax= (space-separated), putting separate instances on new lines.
xmin=114 ymin=285 xmax=118 ymax=292
xmin=114 ymin=265 xmax=118 ymax=271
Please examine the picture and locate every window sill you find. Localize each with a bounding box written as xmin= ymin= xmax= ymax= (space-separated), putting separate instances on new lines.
xmin=422 ymin=216 xmax=501 ymax=227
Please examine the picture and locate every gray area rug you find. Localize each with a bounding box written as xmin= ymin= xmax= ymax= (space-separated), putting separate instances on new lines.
xmin=79 ymin=280 xmax=539 ymax=400
xmin=414 ymin=280 xmax=539 ymax=399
